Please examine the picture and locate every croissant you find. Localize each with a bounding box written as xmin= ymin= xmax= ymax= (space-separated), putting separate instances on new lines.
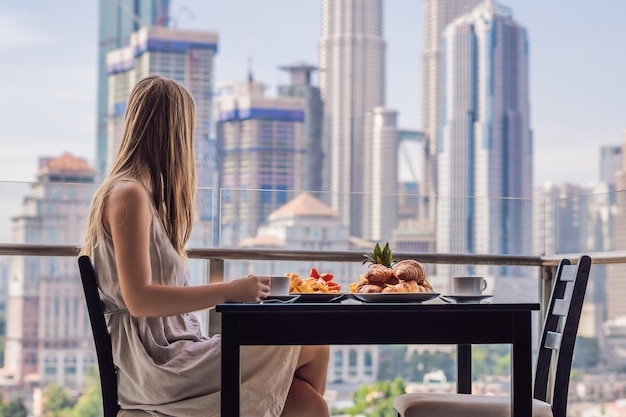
xmin=382 ymin=280 xmax=418 ymax=293
xmin=356 ymin=282 xmax=385 ymax=293
xmin=364 ymin=264 xmax=395 ymax=284
xmin=394 ymin=259 xmax=426 ymax=284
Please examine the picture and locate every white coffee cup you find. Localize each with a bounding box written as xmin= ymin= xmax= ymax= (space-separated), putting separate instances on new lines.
xmin=453 ymin=276 xmax=487 ymax=295
xmin=268 ymin=276 xmax=291 ymax=296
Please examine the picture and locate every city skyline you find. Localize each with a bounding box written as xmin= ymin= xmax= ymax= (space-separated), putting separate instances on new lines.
xmin=1 ymin=0 xmax=625 ymax=188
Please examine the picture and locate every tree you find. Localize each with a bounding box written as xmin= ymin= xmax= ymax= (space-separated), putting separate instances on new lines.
xmin=337 ymin=378 xmax=406 ymax=417
xmin=377 ymin=345 xmax=408 ymax=381
xmin=0 ymin=397 xmax=28 ymax=417
xmin=68 ymin=368 xmax=103 ymax=417
xmin=42 ymin=382 xmax=75 ymax=417
xmin=471 ymin=345 xmax=510 ymax=379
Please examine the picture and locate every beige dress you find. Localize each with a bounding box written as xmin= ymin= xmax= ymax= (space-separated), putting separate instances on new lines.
xmin=93 ymin=213 xmax=300 ymax=417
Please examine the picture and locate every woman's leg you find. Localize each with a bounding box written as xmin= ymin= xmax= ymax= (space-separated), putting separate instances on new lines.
xmin=294 ymin=345 xmax=329 ymax=394
xmin=281 ymin=377 xmax=328 ymax=417
xmin=281 ymin=346 xmax=330 ymax=417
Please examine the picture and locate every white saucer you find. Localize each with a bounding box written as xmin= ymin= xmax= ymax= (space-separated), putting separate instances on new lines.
xmin=441 ymin=294 xmax=493 ymax=304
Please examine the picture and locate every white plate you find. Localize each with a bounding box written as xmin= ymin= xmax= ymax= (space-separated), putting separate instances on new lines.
xmin=291 ymin=293 xmax=345 ymax=302
xmin=352 ymin=292 xmax=440 ymax=303
xmin=441 ymin=294 xmax=493 ymax=304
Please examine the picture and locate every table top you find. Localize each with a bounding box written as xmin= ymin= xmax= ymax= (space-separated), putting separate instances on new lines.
xmin=216 ymin=300 xmax=539 ymax=346
xmin=216 ymin=300 xmax=540 ymax=313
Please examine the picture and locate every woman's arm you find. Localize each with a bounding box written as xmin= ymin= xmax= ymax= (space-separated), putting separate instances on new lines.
xmin=104 ymin=181 xmax=269 ymax=317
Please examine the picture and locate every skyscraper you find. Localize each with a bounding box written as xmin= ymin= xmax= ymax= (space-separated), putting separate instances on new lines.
xmin=606 ymin=129 xmax=626 ymax=320
xmin=363 ymin=107 xmax=399 ymax=244
xmin=421 ymin=0 xmax=482 ymax=220
xmin=319 ymin=0 xmax=385 ymax=237
xmin=96 ymin=0 xmax=170 ymax=180
xmin=3 ymin=154 xmax=96 ymax=389
xmin=216 ymin=80 xmax=307 ymax=246
xmin=278 ymin=64 xmax=324 ymax=192
xmin=600 ymin=145 xmax=622 ymax=186
xmin=436 ymin=1 xmax=532 ymax=279
xmin=105 ymin=26 xmax=218 ymax=191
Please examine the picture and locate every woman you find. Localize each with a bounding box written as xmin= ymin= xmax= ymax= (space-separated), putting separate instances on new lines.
xmin=82 ymin=75 xmax=329 ymax=417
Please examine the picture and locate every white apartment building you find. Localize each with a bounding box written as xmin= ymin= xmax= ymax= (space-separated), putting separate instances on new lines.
xmin=3 ymin=153 xmax=96 ymax=391
xmin=232 ymin=192 xmax=377 ymax=386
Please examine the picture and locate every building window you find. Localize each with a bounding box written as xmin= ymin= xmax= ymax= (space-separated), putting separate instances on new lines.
xmin=348 ymin=349 xmax=358 ymax=377
xmin=64 ymin=355 xmax=77 ymax=375
xmin=364 ymin=351 xmax=373 ymax=376
xmin=44 ymin=356 xmax=57 ymax=375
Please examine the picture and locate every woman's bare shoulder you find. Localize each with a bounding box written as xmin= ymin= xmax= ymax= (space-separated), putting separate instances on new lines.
xmin=108 ymin=180 xmax=150 ymax=205
xmin=104 ymin=180 xmax=153 ymax=229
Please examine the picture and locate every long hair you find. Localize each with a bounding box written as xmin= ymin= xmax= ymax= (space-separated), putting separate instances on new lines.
xmin=82 ymin=75 xmax=197 ymax=259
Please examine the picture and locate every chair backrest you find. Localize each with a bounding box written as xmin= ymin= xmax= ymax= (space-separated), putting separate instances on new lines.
xmin=78 ymin=255 xmax=120 ymax=417
xmin=533 ymin=255 xmax=591 ymax=417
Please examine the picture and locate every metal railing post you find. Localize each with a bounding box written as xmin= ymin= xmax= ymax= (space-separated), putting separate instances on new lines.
xmin=539 ymin=264 xmax=555 ymax=323
xmin=208 ymin=258 xmax=224 ymax=337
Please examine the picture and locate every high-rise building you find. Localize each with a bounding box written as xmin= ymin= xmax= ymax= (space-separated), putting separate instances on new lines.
xmin=96 ymin=0 xmax=170 ymax=180
xmin=319 ymin=0 xmax=385 ymax=237
xmin=533 ymin=183 xmax=586 ymax=256
xmin=363 ymin=107 xmax=398 ymax=244
xmin=278 ymin=64 xmax=324 ymax=192
xmin=3 ymin=154 xmax=96 ymax=390
xmin=436 ymin=1 xmax=532 ymax=280
xmin=606 ymin=130 xmax=626 ymax=321
xmin=421 ymin=0 xmax=482 ymax=221
xmin=216 ymin=80 xmax=307 ymax=246
xmin=105 ymin=26 xmax=219 ymax=196
xmin=600 ymin=144 xmax=622 ymax=186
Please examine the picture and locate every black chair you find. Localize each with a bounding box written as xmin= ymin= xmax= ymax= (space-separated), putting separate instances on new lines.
xmin=79 ymin=256 xmax=154 ymax=417
xmin=78 ymin=255 xmax=120 ymax=417
xmin=394 ymin=255 xmax=592 ymax=417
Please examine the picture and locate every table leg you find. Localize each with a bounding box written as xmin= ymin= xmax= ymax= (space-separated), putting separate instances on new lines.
xmin=511 ymin=312 xmax=533 ymax=417
xmin=221 ymin=315 xmax=241 ymax=417
xmin=457 ymin=344 xmax=472 ymax=394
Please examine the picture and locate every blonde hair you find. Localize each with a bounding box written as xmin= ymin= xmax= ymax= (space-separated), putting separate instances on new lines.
xmin=82 ymin=75 xmax=197 ymax=259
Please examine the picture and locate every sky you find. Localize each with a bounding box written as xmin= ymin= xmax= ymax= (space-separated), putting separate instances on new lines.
xmin=0 ymin=0 xmax=625 ymax=187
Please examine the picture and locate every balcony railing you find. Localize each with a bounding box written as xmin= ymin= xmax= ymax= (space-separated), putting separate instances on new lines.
xmin=0 ymin=242 xmax=617 ymax=331
xmin=1 ymin=180 xmax=624 ymax=412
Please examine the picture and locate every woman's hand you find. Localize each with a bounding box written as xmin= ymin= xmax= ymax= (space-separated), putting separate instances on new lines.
xmin=226 ymin=275 xmax=271 ymax=302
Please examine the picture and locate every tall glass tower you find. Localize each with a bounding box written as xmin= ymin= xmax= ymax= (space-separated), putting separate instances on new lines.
xmin=436 ymin=1 xmax=532 ymax=280
xmin=319 ymin=0 xmax=385 ymax=237
xmin=421 ymin=0 xmax=482 ymax=221
xmin=96 ymin=0 xmax=170 ymax=180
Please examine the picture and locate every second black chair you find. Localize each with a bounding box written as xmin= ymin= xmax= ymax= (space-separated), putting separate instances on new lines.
xmin=394 ymin=255 xmax=592 ymax=417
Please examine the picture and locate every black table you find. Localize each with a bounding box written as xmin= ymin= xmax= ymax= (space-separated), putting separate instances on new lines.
xmin=216 ymin=301 xmax=539 ymax=417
